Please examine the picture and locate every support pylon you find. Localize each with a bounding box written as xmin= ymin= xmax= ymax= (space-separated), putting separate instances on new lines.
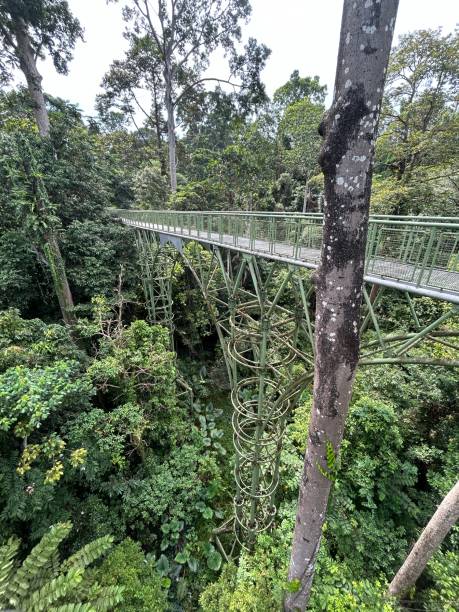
xmin=135 ymin=230 xmax=176 ymax=349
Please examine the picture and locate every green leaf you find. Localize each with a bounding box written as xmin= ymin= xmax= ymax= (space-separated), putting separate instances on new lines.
xmin=177 ymin=578 xmax=187 ymax=600
xmin=174 ymin=551 xmax=189 ymax=564
xmin=6 ymin=522 xmax=72 ymax=602
xmin=61 ymin=535 xmax=113 ymax=572
xmin=0 ymin=537 xmax=20 ymax=599
xmin=161 ymin=577 xmax=171 ymax=589
xmin=326 ymin=439 xmax=336 ymax=471
xmin=156 ymin=554 xmax=170 ymax=576
xmin=286 ymin=578 xmax=301 ymax=593
xmin=207 ymin=550 xmax=222 ymax=571
xmin=202 ymin=507 xmax=213 ymax=519
xmin=160 ymin=539 xmax=169 ymax=552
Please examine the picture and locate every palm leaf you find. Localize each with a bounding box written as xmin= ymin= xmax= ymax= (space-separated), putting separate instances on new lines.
xmin=23 ymin=567 xmax=84 ymax=612
xmin=0 ymin=537 xmax=20 ymax=602
xmin=5 ymin=522 xmax=72 ymax=607
xmin=60 ymin=536 xmax=114 ymax=573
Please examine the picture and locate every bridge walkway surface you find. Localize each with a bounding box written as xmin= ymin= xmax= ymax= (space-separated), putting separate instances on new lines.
xmin=116 ymin=211 xmax=459 ymax=304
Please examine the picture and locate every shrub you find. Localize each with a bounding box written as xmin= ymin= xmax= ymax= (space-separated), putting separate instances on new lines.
xmin=96 ymin=538 xmax=168 ymax=611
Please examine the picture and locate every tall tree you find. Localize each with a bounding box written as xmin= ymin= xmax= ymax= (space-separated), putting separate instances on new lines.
xmin=388 ymin=480 xmax=459 ymax=598
xmin=111 ymin=0 xmax=270 ymax=191
xmin=373 ymin=28 xmax=459 ymax=214
xmin=0 ymin=0 xmax=83 ymax=325
xmin=273 ymin=70 xmax=326 ymax=110
xmin=277 ymin=97 xmax=324 ymax=211
xmin=181 ymin=88 xmax=242 ymax=158
xmin=285 ymin=1 xmax=399 ymax=609
xmin=97 ymin=34 xmax=167 ymax=173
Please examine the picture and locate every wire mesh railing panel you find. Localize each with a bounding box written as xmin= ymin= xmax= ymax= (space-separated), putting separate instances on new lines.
xmin=248 ymin=216 xmax=271 ymax=252
xmin=423 ymin=232 xmax=459 ymax=291
xmin=272 ymin=217 xmax=294 ymax=258
xmin=367 ymin=227 xmax=428 ymax=284
xmin=297 ymin=218 xmax=323 ymax=261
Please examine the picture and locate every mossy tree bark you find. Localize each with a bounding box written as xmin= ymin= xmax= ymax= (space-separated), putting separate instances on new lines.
xmin=285 ymin=2 xmax=399 ymax=609
xmin=13 ymin=17 xmax=76 ymax=326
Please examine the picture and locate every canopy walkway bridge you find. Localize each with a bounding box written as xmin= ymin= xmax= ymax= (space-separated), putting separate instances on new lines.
xmin=115 ymin=209 xmax=459 ymax=554
xmin=119 ymin=210 xmax=459 ymax=303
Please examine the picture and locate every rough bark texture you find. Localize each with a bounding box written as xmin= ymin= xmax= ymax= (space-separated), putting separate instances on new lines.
xmin=152 ymin=80 xmax=167 ymax=175
xmin=388 ymin=480 xmax=459 ymax=598
xmin=43 ymin=238 xmax=76 ymax=327
xmin=164 ymin=66 xmax=177 ymax=191
xmin=13 ymin=17 xmax=51 ymax=137
xmin=13 ymin=17 xmax=76 ymax=326
xmin=285 ymin=2 xmax=399 ymax=610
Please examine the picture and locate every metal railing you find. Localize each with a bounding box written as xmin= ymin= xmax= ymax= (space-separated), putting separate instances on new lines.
xmin=114 ymin=209 xmax=459 ymax=303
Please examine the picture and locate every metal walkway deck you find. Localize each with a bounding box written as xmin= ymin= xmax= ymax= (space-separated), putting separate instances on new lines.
xmin=116 ymin=210 xmax=459 ymax=304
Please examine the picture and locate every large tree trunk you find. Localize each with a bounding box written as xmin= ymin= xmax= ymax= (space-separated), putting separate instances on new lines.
xmin=284 ymin=2 xmax=399 ymax=610
xmin=13 ymin=18 xmax=50 ymax=137
xmin=388 ymin=480 xmax=459 ymax=598
xmin=164 ymin=62 xmax=177 ymax=192
xmin=13 ymin=17 xmax=76 ymax=326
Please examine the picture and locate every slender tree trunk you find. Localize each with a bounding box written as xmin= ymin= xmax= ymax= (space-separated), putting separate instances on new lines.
xmin=43 ymin=239 xmax=76 ymax=326
xmin=388 ymin=480 xmax=459 ymax=598
xmin=302 ymin=182 xmax=308 ymax=213
xmin=164 ymin=61 xmax=177 ymax=191
xmin=285 ymin=2 xmax=399 ymax=610
xmin=13 ymin=17 xmax=76 ymax=326
xmin=302 ymin=177 xmax=313 ymax=213
xmin=152 ymin=80 xmax=166 ymax=175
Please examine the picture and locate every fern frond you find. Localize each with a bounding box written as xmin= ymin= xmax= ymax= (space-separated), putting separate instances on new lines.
xmin=316 ymin=440 xmax=339 ymax=483
xmin=60 ymin=536 xmax=114 ymax=573
xmin=0 ymin=537 xmax=20 ymax=601
xmin=29 ymin=547 xmax=60 ymax=594
xmin=83 ymin=585 xmax=125 ymax=611
xmin=1 ymin=525 xmax=119 ymax=612
xmin=316 ymin=461 xmax=334 ymax=482
xmin=5 ymin=522 xmax=72 ymax=607
xmin=325 ymin=440 xmax=336 ymax=471
xmin=23 ymin=567 xmax=84 ymax=612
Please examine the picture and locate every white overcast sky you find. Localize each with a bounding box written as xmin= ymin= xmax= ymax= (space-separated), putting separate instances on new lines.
xmin=31 ymin=0 xmax=458 ymax=118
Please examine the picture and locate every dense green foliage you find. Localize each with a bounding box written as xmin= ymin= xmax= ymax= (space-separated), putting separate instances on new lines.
xmin=200 ymin=351 xmax=459 ymax=610
xmin=0 ymin=3 xmax=457 ymax=609
xmin=95 ymin=538 xmax=168 ymax=611
xmin=373 ymin=29 xmax=459 ymax=215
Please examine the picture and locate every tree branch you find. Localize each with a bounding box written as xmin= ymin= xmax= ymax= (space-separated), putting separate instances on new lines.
xmin=174 ymin=76 xmax=240 ymax=107
xmin=134 ymin=0 xmax=164 ymax=56
xmin=131 ymin=90 xmax=153 ymax=121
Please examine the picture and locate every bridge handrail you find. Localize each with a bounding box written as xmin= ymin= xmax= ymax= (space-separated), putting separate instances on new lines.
xmin=112 ymin=208 xmax=459 ymax=226
xmin=114 ymin=209 xmax=459 ymax=302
